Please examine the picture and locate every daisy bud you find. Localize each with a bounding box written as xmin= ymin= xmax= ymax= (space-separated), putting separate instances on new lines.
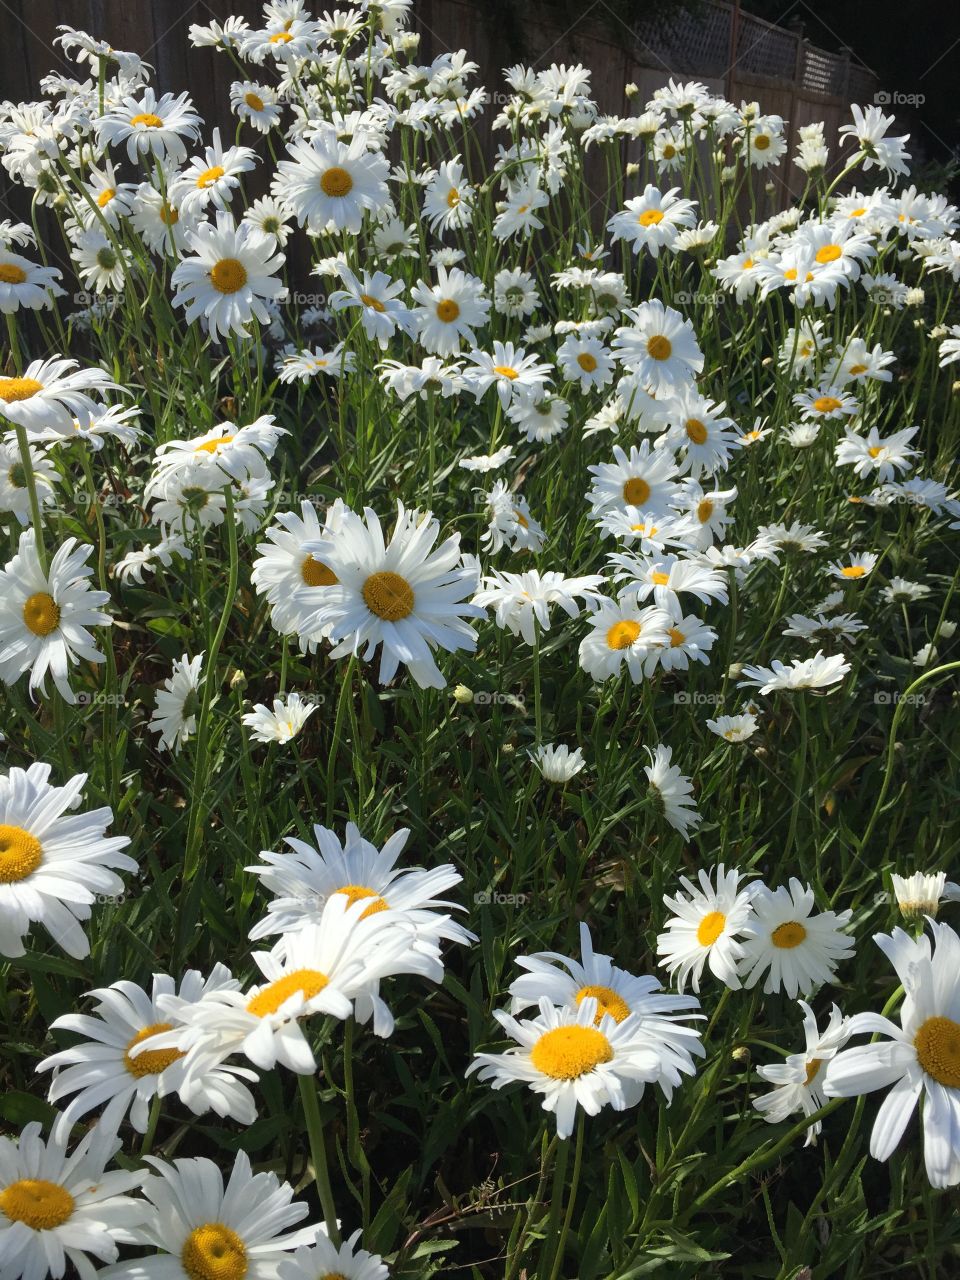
xmin=727 ymin=661 xmax=743 ymax=678
xmin=720 ymin=166 xmax=736 ymax=183
xmin=906 ymin=287 xmax=925 ymax=306
xmin=453 ymin=683 xmax=474 ymax=704
xmin=731 ymin=1045 xmax=751 ymax=1066
xmin=953 ymin=382 xmax=960 ymax=395
xmin=761 ymin=356 xmax=773 ymax=367
xmin=940 ymin=621 xmax=956 ymax=638
xmin=625 ymin=82 xmax=639 ymax=98
xmin=228 ymin=667 xmax=247 ymax=690
xmin=501 ymin=741 xmax=516 ymax=754
xmin=626 ymin=162 xmax=640 ymax=177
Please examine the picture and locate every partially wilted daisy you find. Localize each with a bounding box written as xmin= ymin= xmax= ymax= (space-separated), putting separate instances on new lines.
xmin=0 ymin=530 xmax=111 ymax=704
xmin=738 ymin=879 xmax=854 ymax=997
xmin=658 ymin=865 xmax=756 ymax=992
xmin=705 ymin=712 xmax=759 ymax=743
xmin=738 ymin=651 xmax=850 ymax=695
xmin=891 ymin=872 xmax=960 ymax=923
xmin=0 ymin=762 xmax=134 ymax=959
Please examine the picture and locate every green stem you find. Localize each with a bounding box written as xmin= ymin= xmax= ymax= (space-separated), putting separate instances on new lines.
xmin=298 ymin=1072 xmax=342 ymax=1247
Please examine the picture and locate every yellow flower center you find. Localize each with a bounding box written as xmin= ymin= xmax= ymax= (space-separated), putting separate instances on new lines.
xmin=812 ymin=396 xmax=841 ymax=414
xmin=850 ymin=206 xmax=866 ymax=217
xmin=123 ymin=1023 xmax=185 ymax=1078
xmin=0 ymin=824 xmax=43 ymax=883
xmin=362 ymin=570 xmax=414 ymax=621
xmin=849 ymin=363 xmax=868 ymax=375
xmin=753 ymin=133 xmax=770 ymax=150
xmin=696 ymin=910 xmax=726 ymax=945
xmin=0 ymin=263 xmax=28 ymax=284
xmin=841 ymin=565 xmax=866 ymax=578
xmin=194 ymin=434 xmax=235 ymax=454
xmin=529 ymin=1025 xmax=614 ymax=1079
xmin=182 ymin=1223 xmax=248 ymax=1280
xmin=246 ymin=969 xmax=330 ymax=1017
xmin=244 ymin=92 xmax=265 ymax=111
xmin=97 ymin=188 xmax=116 ymax=207
xmin=0 ymin=1179 xmax=74 ymax=1231
xmin=446 ymin=187 xmax=460 ymax=208
xmin=360 ymin=293 xmax=385 ymax=312
xmin=662 ymin=144 xmax=677 ymax=159
xmin=784 ymin=268 xmax=798 ymax=282
xmin=686 ymin=418 xmax=708 ymax=445
xmin=697 ymin=499 xmax=714 ymax=523
xmin=638 ymin=209 xmax=664 ymax=226
xmin=436 ymin=298 xmax=460 ymax=323
xmin=646 ymin=334 xmax=672 ymax=361
xmin=606 ymin=619 xmax=641 ymax=650
xmin=575 ymin=984 xmax=630 ymax=1024
xmin=269 ymin=31 xmax=293 ymax=42
xmin=577 ymin=352 xmax=598 ymax=373
xmin=667 ymin=626 xmax=685 ymax=647
xmin=622 ymin=477 xmax=650 ymax=505
xmin=130 ymin=112 xmax=164 ymax=128
xmin=301 ymin=555 xmax=338 ymax=587
xmin=336 ymin=884 xmax=389 ymax=917
xmin=743 ymin=257 xmax=754 ymax=268
xmin=209 ymin=259 xmax=248 ymax=294
xmin=159 ymin=203 xmax=180 ymax=226
xmin=815 ymin=244 xmax=842 ymax=264
xmin=867 ymin=446 xmax=882 ymax=458
xmin=23 ymin=591 xmax=60 ymax=637
xmin=914 ymin=1016 xmax=960 ymax=1088
xmin=0 ymin=376 xmax=43 ymax=403
xmin=197 ymin=165 xmax=226 ymax=189
xmin=804 ymin=1057 xmax=823 ymax=1086
xmin=320 ymin=166 xmax=354 ymax=198
xmin=493 ymin=365 xmax=518 ymax=379
xmin=771 ymin=921 xmax=807 ymax=948
xmin=651 ymin=571 xmax=670 ymax=586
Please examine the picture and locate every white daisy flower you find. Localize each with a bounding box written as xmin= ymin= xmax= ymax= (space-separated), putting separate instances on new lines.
xmin=738 ymin=879 xmax=854 ymax=997
xmin=422 ymin=157 xmax=474 ymax=233
xmin=0 ymin=248 xmax=63 ymax=313
xmin=753 ymin=1001 xmax=851 ymax=1144
xmin=278 ymin=1227 xmax=389 ymax=1280
xmin=557 ymin=333 xmax=614 ymax=392
xmin=463 ymin=341 xmax=554 ymax=409
xmin=606 ymin=183 xmax=697 ymax=256
xmin=467 ymin=995 xmax=666 ymax=1139
xmin=835 ymin=427 xmax=919 ymax=483
xmin=531 ymin=743 xmax=586 ymax=783
xmin=242 ymin=692 xmax=317 ymax=744
xmin=0 ymin=761 xmax=134 ymax=959
xmin=96 ymin=88 xmax=201 ymax=167
xmin=273 ymin=125 xmax=390 ymax=233
xmin=658 ymin=865 xmax=756 ymax=992
xmin=891 ymin=872 xmax=960 ymax=923
xmin=473 ymin=569 xmax=604 ymax=645
xmin=0 ymin=530 xmax=111 ymax=704
xmin=327 ymin=264 xmax=415 ymax=349
xmin=458 ymin=445 xmax=514 ymax=473
xmin=0 ymin=358 xmax=118 ymax=437
xmin=0 ymin=438 xmax=57 ymax=525
xmin=410 ymin=266 xmax=490 ymax=356
xmin=296 ymin=503 xmax=483 ymax=688
xmin=39 ymin=971 xmax=257 ymax=1133
xmin=705 ymin=712 xmax=759 ymax=743
xmin=737 ymin=651 xmax=850 ymax=695
xmin=825 ymin=921 xmax=960 ymax=1187
xmin=586 ymin=441 xmax=680 ymax=516
xmin=170 ymin=213 xmax=287 ymax=343
xmin=825 ymin=551 xmax=879 ymax=582
xmin=0 ymin=1118 xmax=147 ymax=1280
xmin=643 ymin=744 xmax=700 ymax=839
xmin=578 ymin=598 xmax=673 ymax=683
xmin=149 ymin=653 xmax=203 ymax=753
xmin=246 ymin=820 xmax=472 ymax=956
xmin=611 ymin=300 xmax=704 ymax=395
xmin=230 ymin=80 xmax=282 ymax=132
xmin=128 ymin=1149 xmax=313 ymax=1280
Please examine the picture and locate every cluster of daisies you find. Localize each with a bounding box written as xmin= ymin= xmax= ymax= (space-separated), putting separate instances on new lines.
xmin=0 ymin=2 xmax=959 ymax=1274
